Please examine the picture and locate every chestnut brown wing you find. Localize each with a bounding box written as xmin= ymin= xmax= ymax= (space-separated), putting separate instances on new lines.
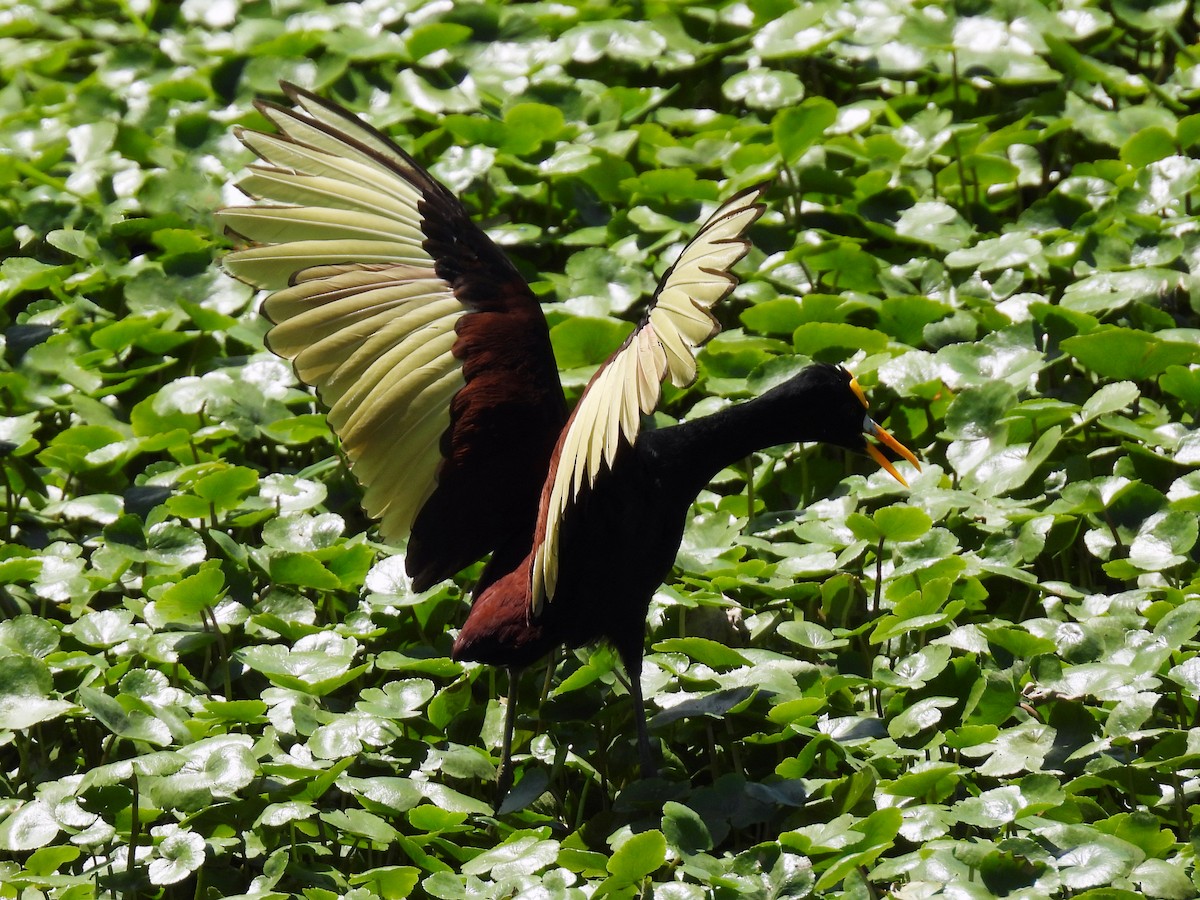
xmin=219 ymin=83 xmax=566 ymax=589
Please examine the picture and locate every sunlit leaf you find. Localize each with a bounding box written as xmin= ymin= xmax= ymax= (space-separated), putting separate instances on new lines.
xmin=724 ymin=69 xmax=805 ymax=111
xmin=1063 ymin=326 xmax=1200 ymax=380
xmin=0 ymin=800 xmax=60 ymax=852
xmin=894 ymin=202 xmax=973 ymax=251
xmin=78 ymin=687 xmax=171 ymax=746
xmin=152 ymin=564 xmax=225 ymax=625
xmin=148 ymin=827 xmax=206 ymax=885
xmin=608 ymin=829 xmax=667 ymax=882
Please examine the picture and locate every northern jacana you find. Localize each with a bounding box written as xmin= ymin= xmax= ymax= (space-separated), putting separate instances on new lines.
xmin=218 ymin=84 xmax=920 ymax=792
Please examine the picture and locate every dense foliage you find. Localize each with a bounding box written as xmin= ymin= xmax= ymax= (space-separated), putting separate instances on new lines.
xmin=2 ymin=0 xmax=1200 ymax=897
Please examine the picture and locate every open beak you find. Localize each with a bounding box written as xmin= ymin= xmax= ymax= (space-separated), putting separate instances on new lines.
xmin=863 ymin=417 xmax=921 ymax=487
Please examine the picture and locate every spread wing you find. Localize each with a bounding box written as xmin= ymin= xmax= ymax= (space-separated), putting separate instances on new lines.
xmin=529 ymin=185 xmax=767 ymax=612
xmin=218 ymin=83 xmax=566 ymax=590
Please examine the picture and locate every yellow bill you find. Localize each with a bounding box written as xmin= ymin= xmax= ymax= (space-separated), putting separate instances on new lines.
xmin=864 ymin=417 xmax=921 ymax=487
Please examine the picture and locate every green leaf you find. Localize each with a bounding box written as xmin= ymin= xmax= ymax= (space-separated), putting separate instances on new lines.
xmin=154 ymin=563 xmax=225 ymax=624
xmin=1063 ymin=326 xmax=1200 ymax=381
xmin=405 ymin=22 xmax=472 ymax=61
xmin=200 ymin=699 xmax=266 ymax=724
xmin=773 ymin=98 xmax=837 ymax=165
xmin=148 ymin=828 xmax=206 ymax=885
xmin=1153 ymin=600 xmax=1200 ymax=650
xmin=1131 ymin=859 xmax=1194 ymax=898
xmin=256 ymin=802 xmax=318 ymax=829
xmin=1160 ymin=365 xmax=1200 ymax=406
xmin=236 ymin=635 xmax=364 ymax=695
xmin=1180 ymin=114 xmax=1200 ymax=149
xmin=945 ymin=232 xmax=1043 ymax=272
xmin=1079 ymin=382 xmax=1139 ymax=423
xmin=78 ymin=686 xmax=171 ymax=746
xmin=1061 ymin=268 xmax=1188 ymax=314
xmin=550 ymin=316 xmax=635 ymax=369
xmin=1110 ymin=0 xmax=1188 ymax=31
xmin=0 ymin=412 xmax=40 ymax=455
xmin=322 ymin=808 xmax=399 ymax=845
xmin=607 ymin=829 xmax=667 ymax=882
xmin=0 ymin=258 xmax=70 ymax=299
xmin=462 ymin=835 xmax=559 ymax=879
xmin=261 ymin=413 xmax=331 ymax=445
xmin=1128 ymin=511 xmax=1197 ymax=571
xmin=777 ymin=621 xmax=847 ymax=652
xmin=102 ymin=517 xmax=207 ymax=567
xmin=563 ymin=20 xmax=666 ymax=63
xmin=1058 ymin=837 xmax=1141 ymax=890
xmin=502 ymin=103 xmax=565 ymax=154
xmin=152 ymin=227 xmax=211 ymax=259
xmin=792 ymin=322 xmax=889 ymax=359
xmin=39 ymin=425 xmax=127 ymax=473
xmin=0 ymin=800 xmax=60 ymax=851
xmin=983 ymin=625 xmax=1057 ymax=659
xmin=873 ymin=506 xmax=933 ymax=542
xmin=408 ymin=805 xmax=469 ymax=833
xmin=91 ymin=314 xmax=189 ymax=355
xmin=269 ymin=552 xmax=342 ymax=590
xmin=356 ymin=680 xmax=436 ymax=720
xmin=47 ymin=228 xmax=100 ymax=259
xmin=24 ymin=844 xmax=81 ymax=876
xmin=418 ymin=782 xmax=492 ymax=815
xmin=662 ymin=802 xmax=713 ymax=855
xmin=343 ymin=777 xmax=422 ymax=817
xmin=67 ymin=609 xmax=137 ymax=648
xmin=349 ymin=866 xmax=420 ymax=899
xmin=1120 ymin=127 xmax=1176 ymax=167
xmin=558 ymin=845 xmax=609 ymax=877
xmin=740 ymin=298 xmax=806 ymax=335
xmin=651 ymin=637 xmax=749 ymax=669
xmin=846 ymin=512 xmax=882 ymax=542
xmin=883 ymin=762 xmax=963 ymax=799
xmin=894 ymin=202 xmax=973 ymax=251
xmin=724 ymin=69 xmax=805 ymax=110
xmin=149 ymin=736 xmax=256 ymax=810
xmin=888 ymin=697 xmax=955 ymax=739
xmin=954 ymin=786 xmax=1024 ymax=828
xmin=755 ymin=6 xmax=831 ymax=58
xmin=0 ymin=656 xmax=73 ymax=731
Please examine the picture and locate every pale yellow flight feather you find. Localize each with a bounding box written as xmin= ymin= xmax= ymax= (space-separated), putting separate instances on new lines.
xmin=530 ymin=186 xmax=766 ymax=612
xmin=218 ymin=96 xmax=468 ymax=546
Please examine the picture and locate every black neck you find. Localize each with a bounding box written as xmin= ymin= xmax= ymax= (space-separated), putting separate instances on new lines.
xmin=639 ymin=384 xmax=813 ymax=503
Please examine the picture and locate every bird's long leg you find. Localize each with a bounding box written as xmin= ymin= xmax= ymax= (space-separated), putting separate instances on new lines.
xmin=620 ymin=652 xmax=658 ymax=779
xmin=496 ymin=667 xmax=520 ymax=803
xmin=539 ymin=645 xmax=561 ymax=706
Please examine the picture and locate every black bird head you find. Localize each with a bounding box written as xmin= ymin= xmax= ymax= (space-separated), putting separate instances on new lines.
xmin=775 ymin=363 xmax=920 ymax=486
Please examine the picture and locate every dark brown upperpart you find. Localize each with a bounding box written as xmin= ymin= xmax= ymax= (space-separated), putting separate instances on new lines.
xmin=408 ymin=303 xmax=566 ymax=591
xmin=405 ymin=190 xmax=567 ymax=590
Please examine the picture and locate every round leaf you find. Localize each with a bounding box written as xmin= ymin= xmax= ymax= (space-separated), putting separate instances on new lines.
xmin=873 ymin=506 xmax=933 ymax=542
xmin=662 ymin=802 xmax=713 ymax=856
xmin=148 ymin=828 xmax=206 ymax=885
xmin=723 ymin=69 xmax=805 ymax=111
xmin=608 ymin=829 xmax=667 ymax=882
xmin=0 ymin=800 xmax=60 ymax=851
